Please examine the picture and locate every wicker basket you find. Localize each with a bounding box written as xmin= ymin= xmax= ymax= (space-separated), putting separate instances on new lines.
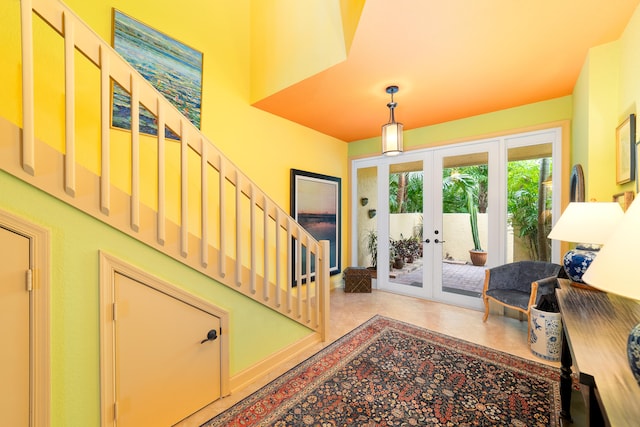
xmin=343 ymin=267 xmax=372 ymax=293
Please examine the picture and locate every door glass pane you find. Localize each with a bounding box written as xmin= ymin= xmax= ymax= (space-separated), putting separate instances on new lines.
xmin=356 ymin=167 xmax=378 ymax=274
xmin=507 ymin=143 xmax=553 ymax=262
xmin=389 ymin=161 xmax=424 ymax=288
xmin=441 ymin=153 xmax=488 ymax=298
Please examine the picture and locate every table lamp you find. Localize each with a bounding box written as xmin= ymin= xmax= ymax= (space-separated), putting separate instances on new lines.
xmin=547 ymin=202 xmax=624 ymax=286
xmin=583 ymin=196 xmax=640 ymax=384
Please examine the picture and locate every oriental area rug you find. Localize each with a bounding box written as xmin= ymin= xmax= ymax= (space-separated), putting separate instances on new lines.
xmin=202 ymin=315 xmax=561 ymax=427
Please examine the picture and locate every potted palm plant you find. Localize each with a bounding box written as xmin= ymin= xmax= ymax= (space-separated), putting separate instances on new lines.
xmin=365 ymin=229 xmax=378 ymax=278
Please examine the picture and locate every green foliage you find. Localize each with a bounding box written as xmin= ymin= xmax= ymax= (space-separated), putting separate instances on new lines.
xmin=442 ymin=169 xmax=484 ymax=251
xmin=385 ymin=159 xmax=551 ymax=260
xmin=392 ymin=235 xmax=422 ymax=260
xmin=365 ymin=230 xmax=402 ymax=268
xmin=442 ymin=171 xmax=475 ymax=213
xmin=389 ymin=172 xmax=423 ymax=213
xmin=365 ymin=229 xmax=377 ymax=268
xmin=507 ymin=159 xmax=552 ymax=261
xmin=442 ymin=165 xmax=487 ymax=214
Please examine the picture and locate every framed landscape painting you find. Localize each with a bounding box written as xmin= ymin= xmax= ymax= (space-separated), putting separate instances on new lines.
xmin=616 ymin=113 xmax=635 ymax=184
xmin=290 ymin=169 xmax=341 ymax=282
xmin=111 ymin=9 xmax=203 ymax=139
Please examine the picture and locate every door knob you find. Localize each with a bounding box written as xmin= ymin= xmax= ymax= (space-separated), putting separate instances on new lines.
xmin=434 ymin=239 xmax=445 ymax=244
xmin=424 ymin=239 xmax=430 ymax=243
xmin=200 ymin=329 xmax=218 ymax=344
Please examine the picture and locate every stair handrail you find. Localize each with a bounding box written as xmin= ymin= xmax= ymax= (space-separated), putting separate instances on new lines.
xmin=17 ymin=0 xmax=330 ymax=337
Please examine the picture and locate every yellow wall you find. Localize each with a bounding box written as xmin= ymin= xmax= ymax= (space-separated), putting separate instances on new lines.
xmin=1 ymin=0 xmax=348 ymax=278
xmin=572 ymin=53 xmax=591 ymax=176
xmin=251 ymin=0 xmax=346 ymax=103
xmin=1 ymin=0 xmax=347 ymax=425
xmin=1 ymin=0 xmax=348 ymax=213
xmin=616 ymin=3 xmax=640 ymax=197
xmin=571 ymin=2 xmax=640 ymax=202
xmin=249 ymin=0 xmax=365 ymax=103
xmin=570 ymin=41 xmax=621 ymax=202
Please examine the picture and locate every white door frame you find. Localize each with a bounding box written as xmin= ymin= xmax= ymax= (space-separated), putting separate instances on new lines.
xmin=430 ymin=140 xmax=499 ymax=310
xmin=98 ymin=251 xmax=230 ymax=426
xmin=0 ymin=210 xmax=51 ymax=427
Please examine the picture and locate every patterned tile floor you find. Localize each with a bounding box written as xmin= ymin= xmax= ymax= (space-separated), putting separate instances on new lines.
xmin=390 ymin=259 xmax=486 ymax=296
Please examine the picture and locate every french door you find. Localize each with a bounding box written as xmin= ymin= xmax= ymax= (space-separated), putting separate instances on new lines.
xmin=430 ymin=141 xmax=498 ymax=309
xmin=369 ymin=143 xmax=496 ymax=309
xmin=352 ymin=128 xmax=562 ymax=310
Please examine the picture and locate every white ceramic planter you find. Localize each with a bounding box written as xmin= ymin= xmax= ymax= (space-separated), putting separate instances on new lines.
xmin=530 ymin=305 xmax=563 ymax=361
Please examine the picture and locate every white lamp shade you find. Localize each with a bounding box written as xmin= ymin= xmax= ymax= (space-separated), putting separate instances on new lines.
xmin=583 ymin=196 xmax=640 ymax=300
xmin=547 ymin=202 xmax=624 ymax=244
xmin=382 ymin=122 xmax=403 ymax=156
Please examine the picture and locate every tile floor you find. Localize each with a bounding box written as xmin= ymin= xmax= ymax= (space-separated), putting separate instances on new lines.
xmin=179 ymin=288 xmax=560 ymax=426
xmin=391 ymin=260 xmax=487 ymax=296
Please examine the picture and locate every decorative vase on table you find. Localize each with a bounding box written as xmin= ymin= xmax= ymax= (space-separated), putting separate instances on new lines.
xmin=628 ymin=324 xmax=640 ymax=384
xmin=561 ymin=244 xmax=598 ymax=284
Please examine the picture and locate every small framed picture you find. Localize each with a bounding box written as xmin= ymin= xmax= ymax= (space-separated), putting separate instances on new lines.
xmin=613 ymin=191 xmax=634 ymax=212
xmin=616 ymin=113 xmax=635 ymax=184
xmin=636 ymin=141 xmax=640 ymax=193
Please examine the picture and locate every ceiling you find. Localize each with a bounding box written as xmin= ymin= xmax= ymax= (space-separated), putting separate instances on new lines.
xmin=252 ymin=0 xmax=640 ymax=143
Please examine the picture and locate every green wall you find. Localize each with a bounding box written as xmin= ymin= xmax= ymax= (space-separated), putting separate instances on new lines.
xmin=0 ymin=169 xmax=312 ymax=426
xmin=348 ymin=96 xmax=573 ymax=158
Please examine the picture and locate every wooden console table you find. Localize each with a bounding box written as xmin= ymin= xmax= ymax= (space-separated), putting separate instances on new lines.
xmin=556 ymin=278 xmax=640 ymax=426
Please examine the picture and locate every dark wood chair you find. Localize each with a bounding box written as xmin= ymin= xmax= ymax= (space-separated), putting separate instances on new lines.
xmin=482 ymin=261 xmax=563 ymax=339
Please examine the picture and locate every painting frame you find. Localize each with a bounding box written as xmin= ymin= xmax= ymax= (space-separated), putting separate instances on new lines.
xmin=569 ymin=164 xmax=585 ymax=202
xmin=616 ymin=113 xmax=635 ymax=184
xmin=636 ymin=140 xmax=640 ymax=193
xmin=111 ymin=9 xmax=204 ymax=139
xmin=290 ymin=169 xmax=341 ymax=281
xmin=613 ymin=191 xmax=635 ymax=212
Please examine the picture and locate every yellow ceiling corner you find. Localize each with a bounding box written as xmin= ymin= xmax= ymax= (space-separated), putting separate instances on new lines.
xmin=339 ymin=0 xmax=365 ymax=54
xmin=250 ymin=0 xmax=359 ymax=104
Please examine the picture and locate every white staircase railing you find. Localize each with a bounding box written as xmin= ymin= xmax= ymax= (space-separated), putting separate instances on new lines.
xmin=12 ymin=0 xmax=329 ymax=337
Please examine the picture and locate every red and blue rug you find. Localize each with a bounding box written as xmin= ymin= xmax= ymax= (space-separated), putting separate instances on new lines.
xmin=203 ymin=315 xmax=560 ymax=426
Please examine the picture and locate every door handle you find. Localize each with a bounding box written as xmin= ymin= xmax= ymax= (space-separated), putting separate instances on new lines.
xmin=434 ymin=239 xmax=445 ymax=244
xmin=424 ymin=239 xmax=430 ymax=243
xmin=200 ymin=329 xmax=218 ymax=344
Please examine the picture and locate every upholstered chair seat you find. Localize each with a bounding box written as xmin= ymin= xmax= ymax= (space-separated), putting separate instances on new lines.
xmin=482 ymin=261 xmax=563 ymax=339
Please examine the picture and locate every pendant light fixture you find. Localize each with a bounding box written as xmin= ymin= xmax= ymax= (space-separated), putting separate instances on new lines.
xmin=381 ymin=85 xmax=403 ymax=156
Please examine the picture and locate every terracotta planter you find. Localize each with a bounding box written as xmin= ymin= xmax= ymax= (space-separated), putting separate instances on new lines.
xmin=469 ymin=250 xmax=487 ymax=266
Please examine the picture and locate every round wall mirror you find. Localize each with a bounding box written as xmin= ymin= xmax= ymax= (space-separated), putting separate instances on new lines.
xmin=569 ymin=164 xmax=585 ymax=202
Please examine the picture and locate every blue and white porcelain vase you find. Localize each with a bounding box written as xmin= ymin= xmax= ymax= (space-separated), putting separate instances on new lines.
xmin=627 ymin=323 xmax=640 ymax=384
xmin=562 ymin=246 xmax=598 ymax=283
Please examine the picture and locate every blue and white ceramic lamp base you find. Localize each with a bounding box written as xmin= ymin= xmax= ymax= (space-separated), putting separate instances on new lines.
xmin=628 ymin=323 xmax=640 ymax=384
xmin=562 ymin=247 xmax=598 ymax=284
